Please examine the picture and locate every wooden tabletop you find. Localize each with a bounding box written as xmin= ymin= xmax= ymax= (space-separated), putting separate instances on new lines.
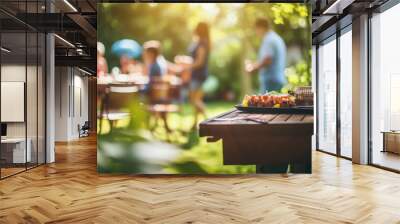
xmin=201 ymin=109 xmax=314 ymax=125
xmin=199 ymin=109 xmax=314 ymax=140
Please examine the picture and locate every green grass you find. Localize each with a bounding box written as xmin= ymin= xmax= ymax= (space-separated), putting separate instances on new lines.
xmin=98 ymin=101 xmax=255 ymax=174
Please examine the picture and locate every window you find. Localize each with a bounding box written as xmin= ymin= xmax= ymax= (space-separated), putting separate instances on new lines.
xmin=339 ymin=28 xmax=352 ymax=158
xmin=370 ymin=3 xmax=400 ymax=171
xmin=317 ymin=36 xmax=337 ymax=154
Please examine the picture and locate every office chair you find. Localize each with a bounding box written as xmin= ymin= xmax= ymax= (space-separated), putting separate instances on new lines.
xmin=78 ymin=121 xmax=90 ymax=138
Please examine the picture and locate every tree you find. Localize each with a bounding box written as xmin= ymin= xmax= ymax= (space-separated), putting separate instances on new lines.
xmin=98 ymin=3 xmax=311 ymax=99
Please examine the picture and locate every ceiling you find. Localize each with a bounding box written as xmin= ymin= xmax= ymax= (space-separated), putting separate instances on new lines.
xmin=0 ymin=0 xmax=96 ymax=73
xmin=1 ymin=0 xmax=394 ymax=73
xmin=311 ymin=0 xmax=390 ymax=42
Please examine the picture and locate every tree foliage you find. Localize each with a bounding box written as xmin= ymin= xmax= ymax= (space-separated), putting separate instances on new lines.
xmin=98 ymin=3 xmax=311 ymax=99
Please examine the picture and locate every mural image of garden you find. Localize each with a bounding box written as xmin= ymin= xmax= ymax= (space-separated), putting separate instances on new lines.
xmin=97 ymin=3 xmax=311 ymax=174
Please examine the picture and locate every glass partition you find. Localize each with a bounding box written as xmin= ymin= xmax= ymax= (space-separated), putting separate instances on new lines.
xmin=26 ymin=0 xmax=46 ymax=169
xmin=38 ymin=32 xmax=45 ymax=165
xmin=1 ymin=30 xmax=28 ymax=177
xmin=27 ymin=30 xmax=38 ymax=169
xmin=317 ymin=36 xmax=337 ymax=154
xmin=0 ymin=1 xmax=46 ymax=179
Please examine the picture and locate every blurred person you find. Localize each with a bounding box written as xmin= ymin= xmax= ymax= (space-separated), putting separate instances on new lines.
xmin=97 ymin=42 xmax=108 ymax=77
xmin=246 ymin=18 xmax=289 ymax=173
xmin=246 ymin=18 xmax=287 ymax=93
xmin=120 ymin=54 xmax=144 ymax=75
xmin=120 ymin=55 xmax=135 ymax=74
xmin=174 ymin=55 xmax=193 ymax=85
xmin=186 ymin=22 xmax=210 ymax=130
xmin=172 ymin=55 xmax=193 ymax=111
xmin=143 ymin=40 xmax=169 ymax=76
xmin=143 ymin=47 xmax=162 ymax=81
xmin=143 ymin=46 xmax=172 ymax=133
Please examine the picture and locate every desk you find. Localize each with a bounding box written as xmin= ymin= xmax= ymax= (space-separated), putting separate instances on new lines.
xmin=1 ymin=138 xmax=31 ymax=164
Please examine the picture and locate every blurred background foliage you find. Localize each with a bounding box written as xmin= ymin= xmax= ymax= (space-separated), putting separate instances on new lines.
xmin=98 ymin=3 xmax=311 ymax=100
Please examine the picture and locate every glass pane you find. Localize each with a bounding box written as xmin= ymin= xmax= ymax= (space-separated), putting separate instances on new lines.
xmin=318 ymin=37 xmax=337 ymax=154
xmin=0 ymin=1 xmax=46 ymax=178
xmin=38 ymin=33 xmax=45 ymax=165
xmin=312 ymin=45 xmax=317 ymax=150
xmin=26 ymin=0 xmax=40 ymax=170
xmin=27 ymin=31 xmax=38 ymax=169
xmin=340 ymin=29 xmax=352 ymax=158
xmin=371 ymin=4 xmax=400 ymax=171
xmin=1 ymin=30 xmax=27 ymax=177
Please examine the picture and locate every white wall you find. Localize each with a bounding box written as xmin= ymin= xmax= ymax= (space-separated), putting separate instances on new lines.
xmin=55 ymin=67 xmax=70 ymax=141
xmin=55 ymin=67 xmax=89 ymax=141
xmin=72 ymin=73 xmax=89 ymax=138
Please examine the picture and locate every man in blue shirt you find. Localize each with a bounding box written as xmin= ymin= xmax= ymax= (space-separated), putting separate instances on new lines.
xmin=245 ymin=18 xmax=290 ymax=173
xmin=246 ymin=18 xmax=287 ymax=94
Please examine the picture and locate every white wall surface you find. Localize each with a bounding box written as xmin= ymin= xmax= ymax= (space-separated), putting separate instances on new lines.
xmin=55 ymin=67 xmax=89 ymax=141
xmin=55 ymin=66 xmax=70 ymax=141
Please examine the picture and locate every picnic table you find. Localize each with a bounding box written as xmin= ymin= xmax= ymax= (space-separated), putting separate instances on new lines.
xmin=97 ymin=74 xmax=183 ymax=135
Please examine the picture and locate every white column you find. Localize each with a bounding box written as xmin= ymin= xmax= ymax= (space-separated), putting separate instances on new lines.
xmin=46 ymin=32 xmax=55 ymax=163
xmin=45 ymin=0 xmax=56 ymax=163
xmin=352 ymin=14 xmax=369 ymax=164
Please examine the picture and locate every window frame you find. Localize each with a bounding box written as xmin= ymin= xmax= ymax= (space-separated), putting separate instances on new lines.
xmin=314 ymin=18 xmax=353 ymax=160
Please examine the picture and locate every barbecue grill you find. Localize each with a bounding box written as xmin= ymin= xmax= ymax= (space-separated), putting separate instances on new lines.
xmin=199 ymin=109 xmax=314 ymax=173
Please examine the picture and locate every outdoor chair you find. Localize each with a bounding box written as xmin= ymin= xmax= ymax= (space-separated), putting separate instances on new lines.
xmin=100 ymin=83 xmax=139 ymax=131
xmin=147 ymin=79 xmax=180 ymax=140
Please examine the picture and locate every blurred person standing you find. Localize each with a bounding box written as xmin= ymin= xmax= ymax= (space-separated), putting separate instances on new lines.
xmin=143 ymin=40 xmax=169 ymax=76
xmin=187 ymin=22 xmax=210 ymax=130
xmin=97 ymin=42 xmax=108 ymax=77
xmin=246 ymin=18 xmax=287 ymax=93
xmin=143 ymin=47 xmax=162 ymax=81
xmin=245 ymin=18 xmax=288 ymax=173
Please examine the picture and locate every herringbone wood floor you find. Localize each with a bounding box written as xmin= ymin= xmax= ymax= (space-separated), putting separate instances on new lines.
xmin=1 ymin=136 xmax=400 ymax=224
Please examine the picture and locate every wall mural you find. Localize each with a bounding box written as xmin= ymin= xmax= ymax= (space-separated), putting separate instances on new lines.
xmin=97 ymin=3 xmax=312 ymax=174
